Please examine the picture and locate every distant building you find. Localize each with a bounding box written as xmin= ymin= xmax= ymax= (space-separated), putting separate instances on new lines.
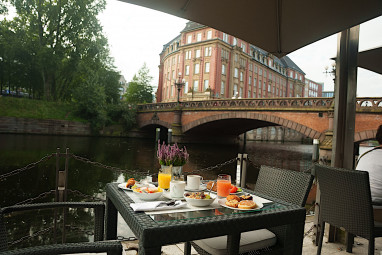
xmin=322 ymin=91 xmax=334 ymax=97
xmin=119 ymin=75 xmax=128 ymax=99
xmin=157 ymin=21 xmax=322 ymax=102
xmin=304 ymin=78 xmax=323 ymax=97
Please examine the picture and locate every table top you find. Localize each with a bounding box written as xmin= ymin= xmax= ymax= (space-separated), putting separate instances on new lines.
xmin=106 ymin=182 xmax=306 ymax=248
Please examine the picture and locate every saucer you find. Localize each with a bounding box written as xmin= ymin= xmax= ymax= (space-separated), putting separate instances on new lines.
xmin=163 ymin=190 xmax=185 ymax=200
xmin=185 ymin=184 xmax=207 ymax=192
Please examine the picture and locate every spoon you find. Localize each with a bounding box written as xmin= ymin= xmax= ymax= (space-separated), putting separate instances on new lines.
xmin=208 ymin=181 xmax=216 ymax=196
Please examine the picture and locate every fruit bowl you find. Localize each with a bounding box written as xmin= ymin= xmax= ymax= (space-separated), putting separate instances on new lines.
xmin=133 ymin=187 xmax=163 ymax=201
xmin=184 ymin=192 xmax=217 ymax=207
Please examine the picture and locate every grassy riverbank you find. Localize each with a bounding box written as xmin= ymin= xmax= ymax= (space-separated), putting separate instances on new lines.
xmin=0 ymin=96 xmax=86 ymax=122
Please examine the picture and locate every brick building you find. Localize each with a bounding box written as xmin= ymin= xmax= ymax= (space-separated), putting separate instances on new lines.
xmin=157 ymin=21 xmax=322 ymax=102
xmin=304 ymin=78 xmax=323 ymax=97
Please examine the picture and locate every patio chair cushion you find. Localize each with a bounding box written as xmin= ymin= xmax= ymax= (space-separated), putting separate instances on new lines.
xmin=192 ymin=229 xmax=276 ymax=255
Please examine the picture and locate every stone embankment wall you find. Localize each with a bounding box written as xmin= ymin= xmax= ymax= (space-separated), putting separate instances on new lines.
xmin=0 ymin=117 xmax=91 ymax=136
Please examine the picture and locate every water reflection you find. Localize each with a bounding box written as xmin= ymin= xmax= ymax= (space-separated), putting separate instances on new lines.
xmin=0 ymin=134 xmax=313 ymax=248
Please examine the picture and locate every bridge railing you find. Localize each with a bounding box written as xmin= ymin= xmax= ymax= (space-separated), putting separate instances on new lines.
xmin=137 ymin=97 xmax=382 ymax=112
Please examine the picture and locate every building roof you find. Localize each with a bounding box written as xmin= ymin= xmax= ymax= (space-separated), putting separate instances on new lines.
xmin=280 ymin=56 xmax=305 ymax=75
xmin=181 ymin=21 xmax=207 ymax=33
xmin=161 ymin=34 xmax=181 ymax=53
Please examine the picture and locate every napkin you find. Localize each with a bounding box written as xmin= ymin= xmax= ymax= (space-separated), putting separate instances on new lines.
xmin=130 ymin=200 xmax=186 ymax=212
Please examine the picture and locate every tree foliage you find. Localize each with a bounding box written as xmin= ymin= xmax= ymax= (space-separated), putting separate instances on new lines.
xmin=124 ymin=63 xmax=154 ymax=104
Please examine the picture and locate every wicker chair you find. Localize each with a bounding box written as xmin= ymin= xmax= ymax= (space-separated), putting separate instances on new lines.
xmin=0 ymin=202 xmax=122 ymax=255
xmin=189 ymin=165 xmax=314 ymax=255
xmin=315 ymin=164 xmax=382 ymax=255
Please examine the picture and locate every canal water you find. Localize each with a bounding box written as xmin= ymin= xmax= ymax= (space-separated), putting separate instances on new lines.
xmin=0 ymin=134 xmax=314 ymax=248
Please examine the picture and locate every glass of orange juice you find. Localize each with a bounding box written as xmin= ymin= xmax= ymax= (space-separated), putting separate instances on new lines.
xmin=158 ymin=167 xmax=171 ymax=189
xmin=217 ymin=174 xmax=231 ymax=197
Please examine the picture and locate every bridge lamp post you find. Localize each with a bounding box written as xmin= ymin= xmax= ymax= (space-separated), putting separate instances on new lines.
xmin=175 ymin=72 xmax=185 ymax=105
xmin=324 ymin=62 xmax=336 ymax=94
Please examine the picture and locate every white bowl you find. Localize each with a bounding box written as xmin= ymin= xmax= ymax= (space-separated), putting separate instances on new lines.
xmin=133 ymin=187 xmax=163 ymax=201
xmin=184 ymin=192 xmax=217 ymax=207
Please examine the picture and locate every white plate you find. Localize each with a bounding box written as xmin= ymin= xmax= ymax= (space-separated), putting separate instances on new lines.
xmin=118 ymin=182 xmax=155 ymax=191
xmin=162 ymin=190 xmax=186 ymax=200
xmin=218 ymin=198 xmax=264 ymax=211
xmin=185 ymin=184 xmax=207 ymax=192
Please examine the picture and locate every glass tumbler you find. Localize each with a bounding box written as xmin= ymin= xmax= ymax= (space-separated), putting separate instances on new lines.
xmin=217 ymin=174 xmax=231 ymax=197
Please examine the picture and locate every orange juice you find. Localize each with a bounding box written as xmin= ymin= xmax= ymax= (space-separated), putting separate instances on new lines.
xmin=217 ymin=180 xmax=231 ymax=197
xmin=158 ymin=173 xmax=171 ymax=189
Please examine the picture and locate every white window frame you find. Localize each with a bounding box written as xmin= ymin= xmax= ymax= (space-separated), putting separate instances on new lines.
xmin=193 ymin=80 xmax=199 ymax=91
xmin=184 ymin=81 xmax=189 ymax=93
xmin=204 ymin=47 xmax=212 ymax=56
xmin=194 ymin=63 xmax=200 ymax=74
xmin=207 ymin=30 xmax=212 ymax=39
xmin=187 ymin=35 xmax=192 ymax=44
xmin=221 ymin=81 xmax=225 ymax=94
xmin=197 ymin=33 xmax=202 ymax=42
xmin=234 ymin=68 xmax=239 ymax=78
xmin=185 ymin=65 xmax=190 ymax=75
xmin=205 ymin=62 xmax=210 ymax=73
xmin=195 ymin=49 xmax=201 ymax=58
xmin=204 ymin=79 xmax=209 ymax=90
xmin=240 ymin=72 xmax=243 ymax=81
xmin=222 ymin=64 xmax=226 ymax=75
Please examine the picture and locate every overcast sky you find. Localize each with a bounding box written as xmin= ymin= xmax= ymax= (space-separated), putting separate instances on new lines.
xmin=98 ymin=0 xmax=382 ymax=97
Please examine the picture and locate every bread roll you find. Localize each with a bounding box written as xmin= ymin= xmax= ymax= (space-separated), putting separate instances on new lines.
xmin=239 ymin=195 xmax=253 ymax=200
xmin=238 ymin=200 xmax=257 ymax=209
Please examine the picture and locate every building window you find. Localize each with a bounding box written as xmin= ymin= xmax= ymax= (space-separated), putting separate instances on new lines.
xmin=234 ymin=68 xmax=238 ymax=78
xmin=239 ymin=87 xmax=243 ymax=98
xmin=233 ymin=37 xmax=237 ymax=46
xmin=197 ymin=33 xmax=202 ymax=42
xmin=204 ymin=47 xmax=212 ymax=56
xmin=254 ymin=78 xmax=257 ymax=87
xmin=171 ymin=85 xmax=174 ymax=97
xmin=204 ymin=80 xmax=209 ymax=90
xmin=194 ymin=63 xmax=200 ymax=74
xmin=185 ymin=50 xmax=191 ymax=60
xmin=185 ymin=65 xmax=190 ymax=75
xmin=249 ymin=63 xmax=253 ymax=71
xmin=193 ymin=80 xmax=199 ymax=91
xmin=187 ymin=35 xmax=192 ymax=44
xmin=195 ymin=49 xmax=201 ymax=58
xmin=233 ymin=84 xmax=238 ymax=96
xmin=241 ymin=43 xmax=246 ymax=53
xmin=222 ymin=64 xmax=226 ymax=75
xmin=207 ymin=30 xmax=212 ymax=39
xmin=221 ymin=81 xmax=225 ymax=94
xmin=172 ymin=70 xmax=175 ymax=79
xmin=235 ymin=54 xmax=238 ymax=62
xmin=240 ymin=72 xmax=243 ymax=81
xmin=184 ymin=81 xmax=188 ymax=93
xmin=205 ymin=62 xmax=210 ymax=73
xmin=222 ymin=33 xmax=228 ymax=43
xmin=249 ymin=76 xmax=252 ymax=85
xmin=259 ymin=68 xmax=262 ymax=75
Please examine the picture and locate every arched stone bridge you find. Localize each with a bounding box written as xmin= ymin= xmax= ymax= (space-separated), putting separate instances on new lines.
xmin=136 ymin=97 xmax=382 ymax=144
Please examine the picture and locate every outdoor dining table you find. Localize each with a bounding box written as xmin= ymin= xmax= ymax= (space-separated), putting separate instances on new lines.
xmin=105 ymin=182 xmax=306 ymax=255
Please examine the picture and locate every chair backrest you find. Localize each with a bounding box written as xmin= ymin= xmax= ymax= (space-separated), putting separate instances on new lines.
xmin=254 ymin=165 xmax=314 ymax=207
xmin=315 ymin=164 xmax=374 ymax=239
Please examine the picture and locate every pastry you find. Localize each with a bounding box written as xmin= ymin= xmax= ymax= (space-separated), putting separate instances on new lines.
xmin=225 ymin=199 xmax=239 ymax=208
xmin=226 ymin=194 xmax=240 ymax=202
xmin=239 ymin=194 xmax=253 ymax=200
xmin=206 ymin=181 xmax=217 ymax=192
xmin=238 ymin=200 xmax=257 ymax=209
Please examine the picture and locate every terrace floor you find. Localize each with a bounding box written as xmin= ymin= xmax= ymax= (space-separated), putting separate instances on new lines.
xmin=118 ymin=216 xmax=382 ymax=255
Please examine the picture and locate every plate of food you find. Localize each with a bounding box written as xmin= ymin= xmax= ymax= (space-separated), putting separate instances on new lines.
xmin=184 ymin=192 xmax=217 ymax=207
xmin=118 ymin=178 xmax=155 ymax=191
xmin=206 ymin=181 xmax=243 ymax=194
xmin=218 ymin=194 xmax=263 ymax=211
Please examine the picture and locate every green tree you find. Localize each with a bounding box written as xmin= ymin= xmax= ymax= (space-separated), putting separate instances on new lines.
xmin=124 ymin=63 xmax=154 ymax=104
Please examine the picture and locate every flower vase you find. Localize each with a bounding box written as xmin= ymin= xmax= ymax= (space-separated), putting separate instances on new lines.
xmin=161 ymin=165 xmax=183 ymax=181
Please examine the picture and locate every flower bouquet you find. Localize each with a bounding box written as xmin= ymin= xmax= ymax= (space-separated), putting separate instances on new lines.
xmin=157 ymin=141 xmax=189 ymax=166
xmin=157 ymin=141 xmax=189 ymax=181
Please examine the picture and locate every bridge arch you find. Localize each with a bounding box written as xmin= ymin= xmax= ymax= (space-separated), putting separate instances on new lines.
xmin=354 ymin=129 xmax=378 ymax=143
xmin=183 ymin=112 xmax=325 ymax=141
xmin=138 ymin=119 xmax=172 ymax=129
